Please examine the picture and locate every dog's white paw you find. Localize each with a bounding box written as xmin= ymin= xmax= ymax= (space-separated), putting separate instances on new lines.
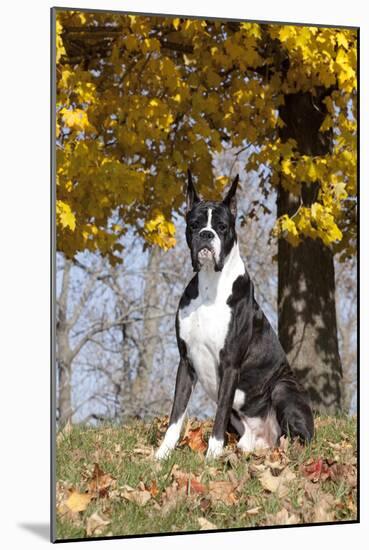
xmin=154 ymin=443 xmax=173 ymax=461
xmin=237 ymin=436 xmax=269 ymax=453
xmin=205 ymin=437 xmax=224 ymax=460
xmin=237 ymin=439 xmax=254 ymax=453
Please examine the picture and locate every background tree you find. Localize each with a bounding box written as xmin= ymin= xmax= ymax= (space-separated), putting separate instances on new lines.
xmin=55 ymin=11 xmax=357 ymax=413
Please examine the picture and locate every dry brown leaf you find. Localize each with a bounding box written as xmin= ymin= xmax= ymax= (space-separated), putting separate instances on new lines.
xmin=227 ymin=470 xmax=238 ymax=487
xmin=180 ymin=426 xmax=207 ymax=454
xmin=313 ymin=493 xmax=335 ymax=522
xmin=252 ymin=448 xmax=269 ymax=459
xmin=56 ymin=481 xmax=70 ymax=507
xmin=198 ymin=517 xmax=217 ymax=530
xmin=147 ymin=479 xmax=159 ymax=497
xmin=161 ymin=481 xmax=187 ymax=514
xmin=259 ymin=466 xmax=296 ymax=498
xmin=279 ymin=435 xmax=289 ymax=452
xmin=259 ymin=469 xmax=280 ymax=493
xmin=222 ymin=450 xmax=239 ymax=469
xmin=121 ymin=485 xmax=151 ymax=506
xmin=208 ymin=480 xmax=238 ymax=505
xmin=64 ymin=489 xmax=92 ymax=513
xmin=301 ymin=458 xmax=331 ymax=483
xmin=171 ymin=465 xmax=206 ymax=494
xmin=206 ymin=466 xmax=222 ymax=478
xmin=269 ymin=508 xmax=300 ymax=526
xmin=246 ymin=506 xmax=262 ymax=516
xmin=88 ymin=463 xmax=116 ymax=498
xmin=235 ymin=470 xmax=251 ymax=494
xmin=200 ymin=497 xmax=211 ymax=512
xmin=249 ymin=463 xmax=267 ymax=477
xmin=86 ymin=511 xmax=111 ymax=536
xmin=264 ymin=447 xmax=289 ymax=473
xmin=225 ymin=431 xmax=238 ymax=447
xmin=133 ymin=445 xmax=155 ymax=458
xmin=57 ymin=502 xmax=81 ymax=524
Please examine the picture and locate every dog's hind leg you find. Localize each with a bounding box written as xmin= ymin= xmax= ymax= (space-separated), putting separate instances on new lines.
xmin=229 ymin=410 xmax=246 ymax=437
xmin=236 ymin=410 xmax=281 ymax=452
xmin=271 ymin=378 xmax=314 ymax=443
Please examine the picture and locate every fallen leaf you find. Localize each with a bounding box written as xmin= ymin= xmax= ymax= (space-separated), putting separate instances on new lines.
xmin=227 ymin=470 xmax=238 ymax=487
xmin=264 ymin=447 xmax=289 ymax=473
xmin=268 ymin=507 xmax=299 ymax=526
xmin=133 ymin=445 xmax=154 ymax=458
xmin=301 ymin=458 xmax=330 ymax=483
xmin=208 ymin=480 xmax=238 ymax=505
xmin=279 ymin=435 xmax=289 ymax=452
xmin=147 ymin=479 xmax=159 ymax=497
xmin=88 ymin=463 xmax=116 ymax=498
xmin=86 ymin=511 xmax=110 ymax=536
xmin=161 ymin=480 xmax=187 ymax=514
xmin=222 ymin=450 xmax=239 ymax=468
xmin=206 ymin=466 xmax=222 ymax=478
xmin=64 ymin=489 xmax=92 ymax=513
xmin=259 ymin=466 xmax=296 ymax=498
xmin=121 ymin=485 xmax=151 ymax=506
xmin=180 ymin=426 xmax=207 ymax=454
xmin=235 ymin=470 xmax=251 ymax=493
xmin=259 ymin=469 xmax=280 ymax=493
xmin=57 ymin=502 xmax=81 ymax=524
xmin=245 ymin=506 xmax=262 ymax=516
xmin=200 ymin=497 xmax=211 ymax=512
xmin=170 ymin=465 xmax=206 ymax=494
xmin=225 ymin=431 xmax=238 ymax=447
xmin=313 ymin=493 xmax=335 ymax=522
xmin=198 ymin=517 xmax=217 ymax=530
xmin=328 ymin=463 xmax=357 ymax=488
xmin=249 ymin=462 xmax=267 ymax=477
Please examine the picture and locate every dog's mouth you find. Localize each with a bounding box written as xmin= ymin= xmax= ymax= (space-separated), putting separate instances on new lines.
xmin=197 ymin=246 xmax=215 ymax=264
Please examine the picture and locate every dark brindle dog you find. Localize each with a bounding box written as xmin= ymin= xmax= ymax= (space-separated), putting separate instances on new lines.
xmin=156 ymin=171 xmax=314 ymax=460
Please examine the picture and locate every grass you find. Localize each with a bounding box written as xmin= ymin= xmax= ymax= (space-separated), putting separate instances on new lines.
xmin=55 ymin=414 xmax=357 ymax=540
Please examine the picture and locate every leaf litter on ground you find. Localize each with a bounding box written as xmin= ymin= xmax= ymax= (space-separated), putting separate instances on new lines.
xmin=56 ymin=415 xmax=357 ymax=538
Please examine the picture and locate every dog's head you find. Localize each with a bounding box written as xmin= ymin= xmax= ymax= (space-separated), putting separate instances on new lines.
xmin=185 ymin=170 xmax=239 ymax=272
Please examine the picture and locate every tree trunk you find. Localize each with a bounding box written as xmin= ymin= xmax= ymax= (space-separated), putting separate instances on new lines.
xmin=58 ymin=359 xmax=73 ymax=426
xmin=130 ymin=246 xmax=162 ymax=415
xmin=57 ymin=259 xmax=73 ymax=426
xmin=277 ymin=91 xmax=343 ymax=413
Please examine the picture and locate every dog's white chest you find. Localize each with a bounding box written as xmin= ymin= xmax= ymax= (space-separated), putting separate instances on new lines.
xmin=179 ymin=296 xmax=231 ymax=401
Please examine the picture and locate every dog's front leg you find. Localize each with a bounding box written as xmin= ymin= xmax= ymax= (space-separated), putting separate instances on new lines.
xmin=206 ymin=366 xmax=238 ymax=460
xmin=155 ymin=357 xmax=197 ymax=460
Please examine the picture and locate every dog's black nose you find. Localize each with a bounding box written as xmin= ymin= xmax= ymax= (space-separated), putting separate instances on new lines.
xmin=200 ymin=230 xmax=214 ymax=241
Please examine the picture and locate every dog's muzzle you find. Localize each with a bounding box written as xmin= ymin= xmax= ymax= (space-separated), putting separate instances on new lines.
xmin=198 ymin=247 xmax=215 ymax=263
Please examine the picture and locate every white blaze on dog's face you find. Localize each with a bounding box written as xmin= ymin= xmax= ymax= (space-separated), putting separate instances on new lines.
xmin=196 ymin=208 xmax=222 ymax=269
xmin=185 ymin=171 xmax=239 ymax=272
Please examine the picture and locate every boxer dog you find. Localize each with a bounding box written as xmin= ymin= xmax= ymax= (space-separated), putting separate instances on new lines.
xmin=155 ymin=171 xmax=314 ymax=460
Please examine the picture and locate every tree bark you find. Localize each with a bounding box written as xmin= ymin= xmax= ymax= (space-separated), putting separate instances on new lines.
xmin=57 ymin=259 xmax=73 ymax=426
xmin=130 ymin=246 xmax=163 ymax=415
xmin=277 ymin=91 xmax=343 ymax=413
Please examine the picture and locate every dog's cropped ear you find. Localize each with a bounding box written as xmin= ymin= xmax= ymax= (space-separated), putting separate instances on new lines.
xmin=186 ymin=169 xmax=200 ymax=212
xmin=223 ymin=174 xmax=239 ymax=218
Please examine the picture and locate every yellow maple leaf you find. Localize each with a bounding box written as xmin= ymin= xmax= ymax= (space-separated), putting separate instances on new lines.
xmin=57 ymin=200 xmax=76 ymax=231
xmin=65 ymin=489 xmax=92 ymax=513
xmin=60 ymin=108 xmax=92 ymax=132
xmin=145 ymin=214 xmax=176 ymax=250
xmin=172 ymin=18 xmax=181 ymax=30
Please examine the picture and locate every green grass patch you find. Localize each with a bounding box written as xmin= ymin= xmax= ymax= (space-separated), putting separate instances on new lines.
xmin=55 ymin=414 xmax=357 ymax=540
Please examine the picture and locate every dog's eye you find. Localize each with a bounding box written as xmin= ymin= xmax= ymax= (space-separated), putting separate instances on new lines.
xmin=218 ymin=223 xmax=227 ymax=231
xmin=190 ymin=222 xmax=199 ymax=231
